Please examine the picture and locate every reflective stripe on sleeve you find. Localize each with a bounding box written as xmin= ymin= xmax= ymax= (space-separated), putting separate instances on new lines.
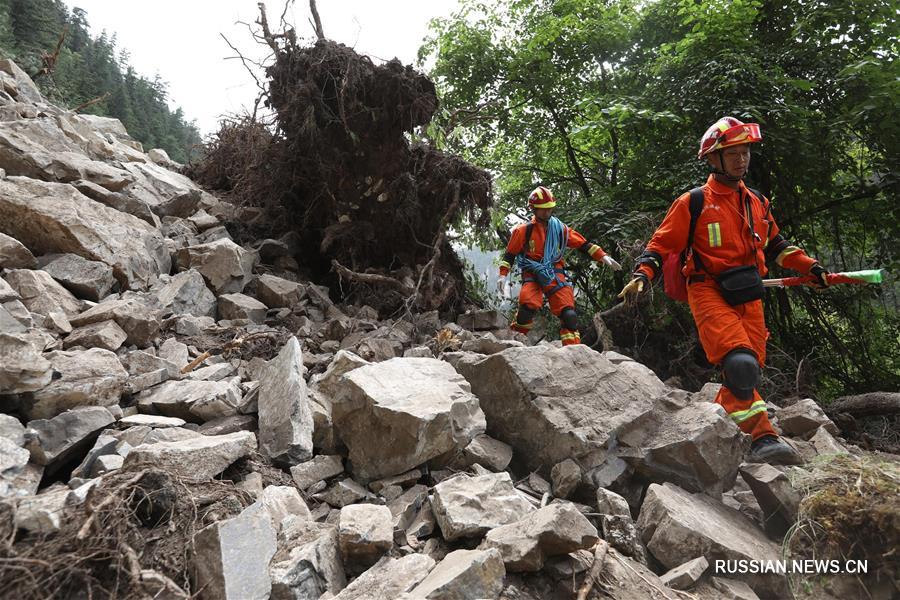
xmin=730 ymin=400 xmax=767 ymax=424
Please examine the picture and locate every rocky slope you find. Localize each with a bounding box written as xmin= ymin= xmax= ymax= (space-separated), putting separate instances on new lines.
xmin=0 ymin=59 xmax=896 ymax=600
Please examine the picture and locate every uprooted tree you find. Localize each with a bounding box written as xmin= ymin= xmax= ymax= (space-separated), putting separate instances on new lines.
xmin=189 ymin=6 xmax=492 ymax=317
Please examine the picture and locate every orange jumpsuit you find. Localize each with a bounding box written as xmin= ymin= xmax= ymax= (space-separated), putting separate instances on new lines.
xmin=500 ymin=218 xmax=607 ymax=345
xmin=637 ymin=175 xmax=818 ymax=439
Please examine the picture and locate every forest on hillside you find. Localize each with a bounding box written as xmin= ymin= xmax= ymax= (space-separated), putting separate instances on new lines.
xmin=421 ymin=0 xmax=898 ymax=401
xmin=0 ymin=0 xmax=200 ymax=162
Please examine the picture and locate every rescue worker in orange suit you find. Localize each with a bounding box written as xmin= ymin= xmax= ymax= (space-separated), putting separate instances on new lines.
xmin=618 ymin=117 xmax=829 ymax=465
xmin=498 ymin=186 xmax=622 ymax=345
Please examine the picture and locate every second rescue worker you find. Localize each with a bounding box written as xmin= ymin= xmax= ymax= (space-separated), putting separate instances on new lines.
xmin=498 ymin=186 xmax=621 ymax=345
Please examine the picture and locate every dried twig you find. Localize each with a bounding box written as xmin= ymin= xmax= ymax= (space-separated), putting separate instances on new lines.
xmin=38 ymin=25 xmax=68 ymax=76
xmin=76 ymin=471 xmax=147 ymax=540
xmin=331 ymin=259 xmax=415 ymax=294
xmin=577 ymin=540 xmax=609 ymax=600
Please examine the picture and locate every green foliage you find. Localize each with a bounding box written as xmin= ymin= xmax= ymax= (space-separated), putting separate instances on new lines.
xmin=424 ymin=0 xmax=899 ymax=398
xmin=0 ymin=0 xmax=200 ymax=162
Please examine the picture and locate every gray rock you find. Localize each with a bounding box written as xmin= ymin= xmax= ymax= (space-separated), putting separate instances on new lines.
xmin=0 ymin=177 xmax=169 ymax=290
xmin=457 ymin=310 xmax=508 ymax=331
xmin=270 ymin=520 xmax=346 ymax=599
xmin=0 ymin=332 xmax=52 ymax=394
xmin=312 ymin=349 xmax=369 ymax=400
xmin=432 ymin=472 xmax=535 ymax=542
xmin=70 ymin=297 xmax=161 ymax=347
xmin=331 ymin=554 xmax=435 ymax=600
xmin=42 ymin=309 xmax=72 ymax=335
xmin=809 ymin=426 xmax=848 ymax=456
xmin=218 ymin=293 xmax=267 ymax=323
xmin=339 ymin=503 xmax=393 ymax=568
xmin=40 ymin=253 xmax=116 ymax=301
xmin=460 ymin=333 xmax=524 ymax=355
xmin=257 ymin=273 xmax=305 ymax=308
xmin=455 ymin=345 xmax=666 ymax=484
xmin=122 ymin=431 xmax=256 ymax=480
xmin=119 ymin=414 xmax=186 ymax=428
xmin=197 ymin=415 xmax=256 ymax=436
xmin=710 ymin=576 xmax=761 ymax=600
xmin=175 ymin=238 xmax=257 ymax=294
xmin=90 ymin=453 xmax=123 ymax=477
xmin=290 ymin=454 xmax=344 ymax=491
xmin=151 ymin=269 xmax=217 ymax=318
xmin=185 ymin=362 xmax=237 ymax=382
xmin=158 ymin=338 xmax=190 ymax=368
xmin=739 ymin=463 xmax=801 ymax=538
xmin=13 ymin=484 xmax=69 ymax=533
xmin=551 ymin=458 xmax=582 ymax=499
xmin=368 ymin=469 xmax=422 ymax=493
xmin=192 ymin=501 xmax=277 ymax=600
xmin=0 ymin=302 xmax=27 ymax=334
xmin=0 ymin=231 xmax=36 ymax=268
xmin=136 ymin=378 xmax=243 ymax=423
xmin=403 ymin=548 xmax=505 ymax=600
xmin=314 ymin=478 xmax=370 ymax=508
xmin=0 ymin=119 xmax=134 ymax=190
xmin=775 ymin=398 xmax=838 ymax=438
xmin=660 ymin=556 xmax=708 ymax=590
xmin=451 ymin=433 xmax=513 ymax=472
xmin=4 ymin=268 xmax=82 ymax=317
xmin=0 ymin=414 xmax=25 ymax=446
xmin=257 ymin=337 xmax=314 ymax=465
xmin=388 ymin=484 xmax=429 ymax=531
xmin=480 ymin=502 xmax=598 ymax=572
xmin=332 ymin=357 xmax=486 ymax=482
xmin=637 ymin=483 xmax=786 ymax=598
xmin=23 ymin=348 xmax=127 ymax=420
xmin=0 ymin=436 xmax=30 ymax=498
xmin=24 ymin=406 xmax=115 ymax=475
xmin=64 ymin=319 xmax=128 ymax=351
xmin=256 ymin=485 xmax=311 ymax=532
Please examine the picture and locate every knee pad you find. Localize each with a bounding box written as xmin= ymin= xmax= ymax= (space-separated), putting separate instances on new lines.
xmin=722 ymin=348 xmax=760 ymax=401
xmin=559 ymin=307 xmax=578 ymax=331
xmin=515 ymin=305 xmax=537 ymax=325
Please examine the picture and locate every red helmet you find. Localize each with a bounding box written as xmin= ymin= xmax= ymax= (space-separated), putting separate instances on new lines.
xmin=698 ymin=117 xmax=762 ymax=159
xmin=528 ymin=186 xmax=556 ymax=209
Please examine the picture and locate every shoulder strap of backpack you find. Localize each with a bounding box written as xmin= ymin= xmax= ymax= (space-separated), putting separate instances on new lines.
xmin=686 ymin=187 xmax=704 ymax=248
xmin=521 ymin=223 xmax=535 ymax=255
xmin=686 ymin=187 xmax=707 ymax=273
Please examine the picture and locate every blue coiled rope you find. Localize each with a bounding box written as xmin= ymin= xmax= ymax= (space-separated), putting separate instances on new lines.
xmin=516 ymin=216 xmax=571 ymax=288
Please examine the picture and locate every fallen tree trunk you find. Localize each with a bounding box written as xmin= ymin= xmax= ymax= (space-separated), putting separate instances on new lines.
xmin=827 ymin=392 xmax=900 ymax=418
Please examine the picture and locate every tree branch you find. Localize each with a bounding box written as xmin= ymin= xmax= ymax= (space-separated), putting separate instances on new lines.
xmin=309 ymin=0 xmax=325 ymax=40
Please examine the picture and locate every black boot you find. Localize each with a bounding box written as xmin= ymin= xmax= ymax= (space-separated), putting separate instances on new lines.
xmin=748 ymin=435 xmax=802 ymax=465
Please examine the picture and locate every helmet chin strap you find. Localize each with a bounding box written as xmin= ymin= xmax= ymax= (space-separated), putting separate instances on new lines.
xmin=712 ymin=150 xmax=743 ymax=182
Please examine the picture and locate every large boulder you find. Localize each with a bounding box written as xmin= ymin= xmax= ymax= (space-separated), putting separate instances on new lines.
xmin=257 ymin=337 xmax=314 ymax=465
xmin=637 ymin=483 xmax=787 ymax=598
xmin=0 ymin=177 xmax=170 ymax=290
xmin=456 ymin=345 xmax=745 ymax=494
xmin=120 ymin=161 xmax=204 ymax=218
xmin=22 ymin=348 xmax=127 ymax=420
xmin=454 ymin=345 xmax=661 ymax=479
xmin=332 ymin=357 xmax=486 ymax=481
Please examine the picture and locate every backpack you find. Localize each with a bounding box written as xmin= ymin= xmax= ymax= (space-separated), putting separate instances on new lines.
xmin=662 ymin=186 xmax=765 ymax=302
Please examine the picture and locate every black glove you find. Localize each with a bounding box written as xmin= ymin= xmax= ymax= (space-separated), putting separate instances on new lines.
xmin=809 ymin=263 xmax=830 ymax=289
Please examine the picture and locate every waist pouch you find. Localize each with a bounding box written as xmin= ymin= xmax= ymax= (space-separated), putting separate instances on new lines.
xmin=716 ymin=265 xmax=764 ymax=306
